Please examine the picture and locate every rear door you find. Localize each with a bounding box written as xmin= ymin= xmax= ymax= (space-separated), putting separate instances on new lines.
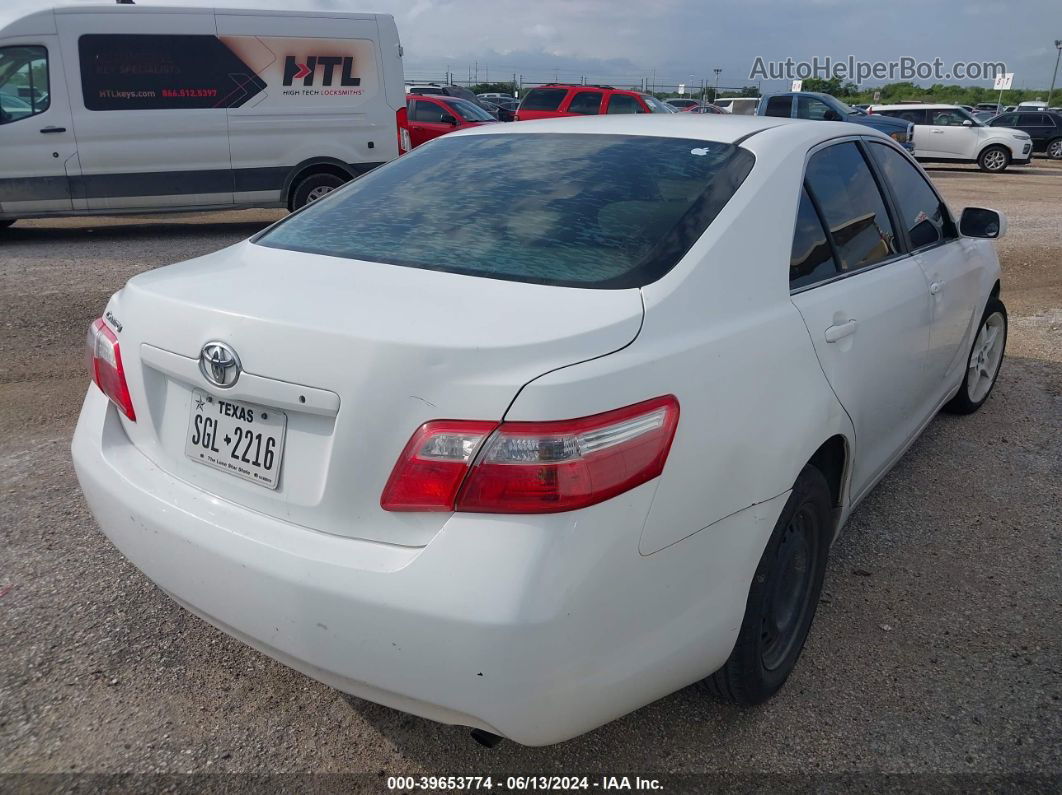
xmin=789 ymin=140 xmax=933 ymax=499
xmin=55 ymin=8 xmax=234 ymax=210
xmin=0 ymin=39 xmax=77 ymax=215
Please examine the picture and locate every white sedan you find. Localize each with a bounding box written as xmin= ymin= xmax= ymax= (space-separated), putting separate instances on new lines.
xmin=72 ymin=114 xmax=1008 ymax=746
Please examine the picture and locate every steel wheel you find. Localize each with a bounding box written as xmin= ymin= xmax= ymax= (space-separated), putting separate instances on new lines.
xmin=306 ymin=185 xmax=335 ymax=203
xmin=967 ymin=311 xmax=1005 ymax=404
xmin=760 ymin=504 xmax=819 ymax=671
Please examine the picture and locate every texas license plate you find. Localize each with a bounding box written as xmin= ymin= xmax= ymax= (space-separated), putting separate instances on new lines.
xmin=184 ymin=389 xmax=287 ymax=489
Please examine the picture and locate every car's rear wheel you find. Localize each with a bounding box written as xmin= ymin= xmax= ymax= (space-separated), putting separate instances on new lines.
xmin=943 ymin=296 xmax=1007 ymax=414
xmin=1046 ymin=138 xmax=1062 ymax=160
xmin=701 ymin=464 xmax=831 ymax=705
xmin=290 ymin=172 xmax=347 ymax=211
xmin=977 ymin=146 xmax=1010 ymax=172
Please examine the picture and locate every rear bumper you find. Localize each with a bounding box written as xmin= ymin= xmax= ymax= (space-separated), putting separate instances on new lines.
xmin=72 ymin=386 xmax=784 ymax=745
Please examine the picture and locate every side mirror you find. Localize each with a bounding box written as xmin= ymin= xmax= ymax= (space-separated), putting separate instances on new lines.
xmin=960 ymin=207 xmax=1007 ymax=239
xmin=440 ymin=113 xmax=458 ymax=126
xmin=962 ymin=119 xmax=973 ymax=126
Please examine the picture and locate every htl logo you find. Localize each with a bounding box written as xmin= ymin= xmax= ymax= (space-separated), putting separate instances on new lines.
xmin=282 ymin=55 xmax=361 ymax=87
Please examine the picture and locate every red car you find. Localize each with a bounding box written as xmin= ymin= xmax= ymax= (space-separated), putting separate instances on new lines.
xmin=405 ymin=94 xmax=498 ymax=149
xmin=515 ymin=84 xmax=675 ymax=121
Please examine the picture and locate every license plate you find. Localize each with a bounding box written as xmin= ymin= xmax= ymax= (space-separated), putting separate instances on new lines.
xmin=185 ymin=389 xmax=286 ymax=489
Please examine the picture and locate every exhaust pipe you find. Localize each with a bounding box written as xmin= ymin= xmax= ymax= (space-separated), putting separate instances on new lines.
xmin=470 ymin=729 xmax=504 ymax=748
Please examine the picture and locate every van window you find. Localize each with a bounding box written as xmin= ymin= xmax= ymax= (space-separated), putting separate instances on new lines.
xmin=257 ymin=133 xmax=756 ymax=289
xmin=0 ymin=46 xmax=50 ymax=124
xmin=78 ymin=34 xmax=266 ymax=111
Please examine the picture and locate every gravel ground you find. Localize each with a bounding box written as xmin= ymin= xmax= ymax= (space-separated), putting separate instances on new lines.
xmin=0 ymin=159 xmax=1059 ymax=784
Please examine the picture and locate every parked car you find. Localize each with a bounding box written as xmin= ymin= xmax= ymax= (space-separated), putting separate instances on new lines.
xmin=405 ymin=94 xmax=497 ymax=147
xmin=758 ymin=92 xmax=914 ymax=151
xmin=476 ymin=92 xmax=513 ymax=102
xmin=975 ymin=102 xmax=1003 ymax=114
xmin=714 ymin=97 xmax=760 ymax=115
xmin=478 ymin=99 xmax=516 ymax=122
xmin=407 ymin=83 xmax=498 ymax=114
xmin=516 ymin=83 xmax=674 ymax=120
xmin=73 ymin=113 xmax=1008 ymax=746
xmin=666 ymin=97 xmax=700 ymax=110
xmin=869 ymin=104 xmax=1032 ymax=172
xmin=986 ymin=110 xmax=1062 ymax=159
xmin=0 ymin=4 xmax=406 ymax=226
xmin=687 ymin=103 xmax=726 ymax=114
xmin=973 ymin=110 xmax=997 ymax=123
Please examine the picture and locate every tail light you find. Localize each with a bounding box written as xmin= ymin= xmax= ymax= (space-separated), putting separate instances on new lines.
xmin=86 ymin=318 xmax=135 ymax=421
xmin=381 ymin=396 xmax=679 ymax=514
xmin=396 ymin=106 xmax=411 ymax=154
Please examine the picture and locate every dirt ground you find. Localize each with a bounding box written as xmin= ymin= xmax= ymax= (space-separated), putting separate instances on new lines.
xmin=0 ymin=158 xmax=1059 ymax=785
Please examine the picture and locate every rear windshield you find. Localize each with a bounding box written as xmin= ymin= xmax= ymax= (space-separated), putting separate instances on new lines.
xmin=520 ymin=88 xmax=568 ymax=111
xmin=256 ymin=133 xmax=755 ymax=289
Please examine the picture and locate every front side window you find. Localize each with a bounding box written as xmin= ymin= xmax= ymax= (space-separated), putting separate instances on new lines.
xmin=990 ymin=113 xmax=1018 ymax=126
xmin=520 ymin=88 xmax=568 ymax=111
xmin=0 ymin=46 xmax=49 ymax=124
xmin=790 ymin=186 xmax=838 ymax=289
xmin=804 ymin=142 xmax=899 ymax=272
xmin=930 ymin=110 xmax=967 ymax=126
xmin=607 ymin=94 xmax=644 ymax=114
xmin=257 ymin=134 xmax=755 ymax=289
xmin=445 ymin=98 xmax=494 ymax=122
xmin=411 ymin=99 xmax=449 ymax=123
xmin=567 ymin=91 xmax=603 ymax=115
xmin=796 ymin=96 xmax=835 ymax=121
xmin=867 ymin=142 xmax=955 ymax=250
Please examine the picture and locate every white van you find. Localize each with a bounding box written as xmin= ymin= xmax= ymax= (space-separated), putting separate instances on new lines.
xmin=0 ymin=3 xmax=406 ymax=226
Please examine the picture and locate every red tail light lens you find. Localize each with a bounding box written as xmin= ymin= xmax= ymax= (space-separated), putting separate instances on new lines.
xmin=396 ymin=106 xmax=411 ymax=154
xmin=381 ymin=396 xmax=679 ymax=514
xmin=86 ymin=318 xmax=136 ymax=421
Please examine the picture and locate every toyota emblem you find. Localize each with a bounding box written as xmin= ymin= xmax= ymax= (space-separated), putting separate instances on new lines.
xmin=199 ymin=341 xmax=242 ymax=389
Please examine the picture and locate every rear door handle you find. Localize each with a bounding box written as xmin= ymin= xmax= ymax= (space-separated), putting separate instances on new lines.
xmin=929 ymin=281 xmax=942 ymax=295
xmin=824 ymin=319 xmax=858 ymax=343
xmin=40 ymin=126 xmax=66 ymax=134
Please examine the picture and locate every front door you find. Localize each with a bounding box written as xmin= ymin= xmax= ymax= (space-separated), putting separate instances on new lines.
xmin=789 ymin=141 xmax=933 ymax=499
xmin=922 ymin=109 xmax=976 ymax=159
xmin=55 ymin=11 xmax=234 ymax=210
xmin=407 ymin=98 xmax=452 ymax=147
xmin=0 ymin=38 xmax=76 ymax=215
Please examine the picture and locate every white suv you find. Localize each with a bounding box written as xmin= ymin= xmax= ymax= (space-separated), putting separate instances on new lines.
xmin=869 ymin=104 xmax=1032 ymax=172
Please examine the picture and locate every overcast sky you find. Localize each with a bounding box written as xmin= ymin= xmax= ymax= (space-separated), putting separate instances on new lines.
xmin=13 ymin=0 xmax=1062 ymax=92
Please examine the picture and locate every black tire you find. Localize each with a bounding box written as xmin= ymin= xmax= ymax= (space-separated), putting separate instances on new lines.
xmin=701 ymin=465 xmax=832 ymax=705
xmin=290 ymin=172 xmax=347 ymax=211
xmin=1046 ymin=138 xmax=1062 ymax=160
xmin=977 ymin=145 xmax=1010 ymax=173
xmin=0 ymin=219 xmax=15 ymax=230
xmin=943 ymin=296 xmax=1007 ymax=415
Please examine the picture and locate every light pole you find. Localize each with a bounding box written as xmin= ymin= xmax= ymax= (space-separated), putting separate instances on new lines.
xmin=713 ymin=68 xmax=722 ymax=101
xmin=1048 ymin=39 xmax=1062 ymax=107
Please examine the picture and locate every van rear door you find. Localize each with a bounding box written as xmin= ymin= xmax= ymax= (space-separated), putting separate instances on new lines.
xmin=54 ymin=6 xmax=234 ymax=211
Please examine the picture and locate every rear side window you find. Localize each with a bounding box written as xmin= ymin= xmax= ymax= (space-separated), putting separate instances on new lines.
xmin=765 ymin=95 xmax=791 ymax=118
xmin=257 ymin=134 xmax=755 ymax=289
xmin=804 ymin=142 xmax=898 ymax=272
xmin=790 ymin=186 xmax=838 ymax=289
xmin=607 ymin=94 xmax=644 ymax=114
xmin=567 ymin=91 xmax=603 ymax=115
xmin=520 ymin=88 xmax=568 ymax=111
xmin=867 ymin=142 xmax=955 ymax=249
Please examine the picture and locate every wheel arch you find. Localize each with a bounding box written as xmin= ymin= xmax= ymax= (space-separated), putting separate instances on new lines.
xmin=805 ymin=434 xmax=850 ymax=540
xmin=283 ymin=157 xmax=357 ymax=210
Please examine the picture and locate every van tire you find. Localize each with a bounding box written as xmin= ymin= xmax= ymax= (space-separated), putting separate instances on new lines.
xmin=290 ymin=172 xmax=347 ymax=211
xmin=701 ymin=464 xmax=831 ymax=705
xmin=977 ymin=146 xmax=1010 ymax=173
